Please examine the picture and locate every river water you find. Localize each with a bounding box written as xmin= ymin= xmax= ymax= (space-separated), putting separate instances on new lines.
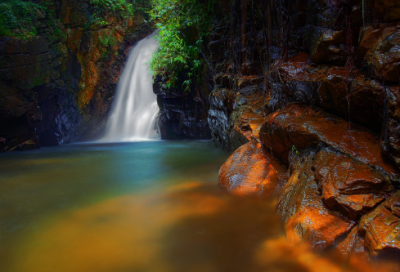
xmin=0 ymin=141 xmax=399 ymax=272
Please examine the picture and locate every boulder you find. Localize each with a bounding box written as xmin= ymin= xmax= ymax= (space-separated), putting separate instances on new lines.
xmin=218 ymin=141 xmax=287 ymax=196
xmin=363 ymin=26 xmax=400 ymax=82
xmin=209 ymin=79 xmax=267 ymax=150
xmin=277 ymin=149 xmax=355 ymax=250
xmin=383 ymin=86 xmax=400 ymax=169
xmin=260 ymin=104 xmax=400 ymax=181
xmin=359 ymin=191 xmax=400 ymax=257
xmin=310 ymin=29 xmax=347 ymax=65
xmin=313 ymin=148 xmax=394 ymax=219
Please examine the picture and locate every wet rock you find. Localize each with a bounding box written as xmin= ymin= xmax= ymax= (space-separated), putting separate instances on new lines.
xmin=358 ymin=26 xmax=384 ymax=59
xmin=277 ymin=149 xmax=355 ymax=250
xmin=219 ymin=141 xmax=287 ymax=196
xmin=364 ymin=26 xmax=400 ymax=82
xmin=313 ymin=148 xmax=394 ymax=219
xmin=208 ymin=88 xmax=236 ymax=148
xmin=209 ymin=81 xmax=267 ymax=150
xmin=337 ymin=226 xmax=368 ymax=258
xmin=266 ymin=54 xmax=385 ymax=132
xmin=359 ymin=191 xmax=400 ymax=257
xmin=383 ymin=86 xmax=400 ymax=169
xmin=215 ymin=73 xmax=234 ymax=89
xmin=310 ymin=29 xmax=347 ymax=65
xmin=9 ymin=140 xmax=37 ymax=152
xmin=260 ymin=104 xmax=400 ymax=181
xmin=153 ymin=75 xmax=211 ymax=140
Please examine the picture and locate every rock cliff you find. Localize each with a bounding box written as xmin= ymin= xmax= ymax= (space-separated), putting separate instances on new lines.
xmin=0 ymin=0 xmax=152 ymax=151
xmin=215 ymin=0 xmax=400 ymax=262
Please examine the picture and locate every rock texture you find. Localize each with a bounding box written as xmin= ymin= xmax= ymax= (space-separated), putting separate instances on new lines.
xmin=278 ymin=149 xmax=355 ymax=250
xmin=153 ymin=75 xmax=211 ymax=140
xmin=0 ymin=1 xmax=152 ymax=151
xmin=259 ymin=104 xmax=400 ymax=180
xmin=359 ymin=191 xmax=400 ymax=256
xmin=314 ymin=148 xmax=394 ymax=220
xmin=211 ymin=0 xmax=400 ymax=262
xmin=219 ymin=140 xmax=287 ymax=196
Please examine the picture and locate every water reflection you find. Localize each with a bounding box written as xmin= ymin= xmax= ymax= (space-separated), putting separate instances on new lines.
xmin=0 ymin=142 xmax=399 ymax=272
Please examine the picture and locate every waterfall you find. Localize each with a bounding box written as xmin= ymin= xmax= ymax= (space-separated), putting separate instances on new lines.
xmin=101 ymin=31 xmax=159 ymax=142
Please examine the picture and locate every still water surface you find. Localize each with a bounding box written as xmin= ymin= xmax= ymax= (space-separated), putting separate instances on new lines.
xmin=0 ymin=141 xmax=398 ymax=272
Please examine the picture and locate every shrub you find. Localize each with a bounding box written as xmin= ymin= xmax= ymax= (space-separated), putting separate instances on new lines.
xmin=150 ymin=0 xmax=215 ymax=91
xmin=0 ymin=0 xmax=46 ymax=39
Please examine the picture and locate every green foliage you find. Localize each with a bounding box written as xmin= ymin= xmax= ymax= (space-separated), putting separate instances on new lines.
xmin=89 ymin=0 xmax=134 ymax=17
xmin=292 ymin=145 xmax=300 ymax=156
xmin=0 ymin=0 xmax=47 ymax=39
xmin=99 ymin=35 xmax=116 ymax=48
xmin=86 ymin=0 xmax=151 ymax=29
xmin=150 ymin=0 xmax=215 ymax=91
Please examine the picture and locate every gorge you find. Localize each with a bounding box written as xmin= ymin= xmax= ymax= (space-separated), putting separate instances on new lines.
xmin=1 ymin=0 xmax=400 ymax=271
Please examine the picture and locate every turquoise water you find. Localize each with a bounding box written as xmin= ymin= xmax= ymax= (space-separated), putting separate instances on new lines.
xmin=0 ymin=141 xmax=398 ymax=272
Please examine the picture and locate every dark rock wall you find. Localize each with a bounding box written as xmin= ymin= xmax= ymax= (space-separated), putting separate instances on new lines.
xmin=153 ymin=74 xmax=212 ymax=140
xmin=0 ymin=0 xmax=152 ymax=152
xmin=207 ymin=0 xmax=400 ymax=167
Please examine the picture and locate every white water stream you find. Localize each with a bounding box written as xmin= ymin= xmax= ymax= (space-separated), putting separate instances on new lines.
xmin=101 ymin=32 xmax=159 ymax=142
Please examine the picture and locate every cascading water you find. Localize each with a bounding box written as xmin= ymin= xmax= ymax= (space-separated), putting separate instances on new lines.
xmin=101 ymin=32 xmax=159 ymax=142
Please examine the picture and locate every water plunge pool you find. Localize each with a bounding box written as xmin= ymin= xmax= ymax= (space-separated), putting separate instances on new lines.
xmin=0 ymin=141 xmax=398 ymax=272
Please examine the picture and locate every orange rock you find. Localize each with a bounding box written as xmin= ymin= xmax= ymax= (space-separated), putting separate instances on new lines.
xmin=266 ymin=54 xmax=385 ymax=132
xmin=313 ymin=148 xmax=394 ymax=219
xmin=358 ymin=26 xmax=384 ymax=59
xmin=359 ymin=191 xmax=400 ymax=257
xmin=277 ymin=150 xmax=355 ymax=250
xmin=260 ymin=104 xmax=400 ymax=181
xmin=218 ymin=141 xmax=287 ymax=196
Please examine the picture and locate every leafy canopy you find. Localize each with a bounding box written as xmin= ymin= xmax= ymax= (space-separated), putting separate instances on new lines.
xmin=0 ymin=0 xmax=50 ymax=38
xmin=150 ymin=0 xmax=215 ymax=91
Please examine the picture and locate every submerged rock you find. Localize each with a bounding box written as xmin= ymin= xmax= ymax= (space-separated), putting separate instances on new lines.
xmin=218 ymin=141 xmax=287 ymax=196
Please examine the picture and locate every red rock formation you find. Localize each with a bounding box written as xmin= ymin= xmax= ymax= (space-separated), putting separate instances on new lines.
xmin=277 ymin=150 xmax=355 ymax=250
xmin=359 ymin=191 xmax=400 ymax=257
xmin=260 ymin=104 xmax=400 ymax=180
xmin=219 ymin=140 xmax=287 ymax=196
xmin=266 ymin=54 xmax=385 ymax=132
xmin=313 ymin=148 xmax=394 ymax=219
xmin=363 ymin=25 xmax=400 ymax=82
xmin=209 ymin=0 xmax=400 ymax=263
